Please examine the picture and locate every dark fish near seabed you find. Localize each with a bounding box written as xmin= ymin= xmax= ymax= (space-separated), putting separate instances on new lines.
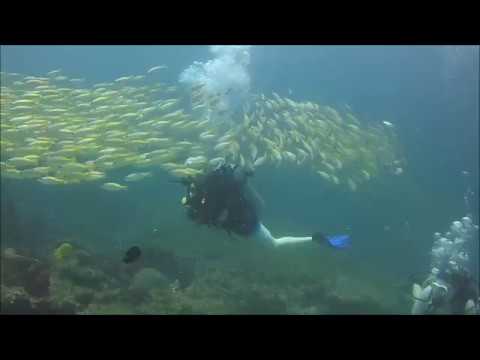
xmin=123 ymin=246 xmax=142 ymax=263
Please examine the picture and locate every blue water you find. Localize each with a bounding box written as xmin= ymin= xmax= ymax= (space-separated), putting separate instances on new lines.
xmin=1 ymin=45 xmax=478 ymax=313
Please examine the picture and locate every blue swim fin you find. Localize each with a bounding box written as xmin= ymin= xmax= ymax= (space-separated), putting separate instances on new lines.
xmin=312 ymin=232 xmax=351 ymax=249
xmin=326 ymin=234 xmax=351 ymax=249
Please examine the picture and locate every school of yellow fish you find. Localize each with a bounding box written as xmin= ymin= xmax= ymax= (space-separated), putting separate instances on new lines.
xmin=0 ymin=68 xmax=402 ymax=192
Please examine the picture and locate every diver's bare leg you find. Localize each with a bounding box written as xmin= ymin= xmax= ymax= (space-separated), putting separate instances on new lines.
xmin=252 ymin=223 xmax=313 ymax=247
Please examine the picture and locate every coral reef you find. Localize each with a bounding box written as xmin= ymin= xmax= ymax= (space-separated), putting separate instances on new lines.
xmin=1 ymin=285 xmax=51 ymax=314
xmin=1 ymin=247 xmax=74 ymax=314
xmin=1 ymin=248 xmax=50 ymax=297
xmin=1 ymin=242 xmax=409 ymax=315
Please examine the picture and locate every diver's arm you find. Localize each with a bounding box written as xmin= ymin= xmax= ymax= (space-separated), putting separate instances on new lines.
xmin=251 ymin=223 xmax=313 ymax=247
xmin=411 ymin=284 xmax=434 ymax=315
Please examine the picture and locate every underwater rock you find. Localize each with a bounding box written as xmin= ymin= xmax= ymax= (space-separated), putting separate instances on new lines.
xmin=320 ymin=274 xmax=390 ymax=314
xmin=93 ymin=288 xmax=122 ymax=305
xmin=289 ymin=305 xmax=322 ymax=315
xmin=1 ymin=248 xmax=51 ymax=298
xmin=58 ymin=263 xmax=108 ymax=289
xmin=110 ymin=269 xmax=180 ymax=310
xmin=134 ymin=286 xmax=213 ymax=315
xmin=46 ymin=246 xmax=134 ymax=312
xmin=48 ymin=298 xmax=79 ymax=314
xmin=122 ymin=287 xmax=151 ymax=306
xmin=0 ymin=284 xmax=74 ymax=314
xmin=143 ymin=248 xmax=196 ymax=289
xmin=236 ymin=290 xmax=287 ymax=314
xmin=324 ymin=292 xmax=388 ymax=314
xmin=80 ymin=303 xmax=137 ymax=315
xmin=2 ymin=248 xmax=37 ymax=284
xmin=130 ymin=267 xmax=170 ymax=293
xmin=47 ymin=272 xmax=100 ymax=313
xmin=302 ymin=283 xmax=328 ymax=306
xmin=23 ymin=262 xmax=51 ymax=298
xmin=74 ymin=288 xmax=95 ymax=306
xmin=178 ymin=266 xmax=297 ymax=314
xmin=75 ymin=249 xmax=95 ymax=267
xmin=1 ymin=286 xmax=34 ymax=314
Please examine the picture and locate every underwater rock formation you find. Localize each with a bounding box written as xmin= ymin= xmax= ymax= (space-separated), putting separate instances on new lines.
xmin=142 ymin=248 xmax=196 ymax=289
xmin=0 ymin=241 xmax=407 ymax=314
xmin=1 ymin=285 xmax=49 ymax=314
xmin=0 ymin=247 xmax=78 ymax=313
xmin=323 ymin=292 xmax=388 ymax=314
xmin=1 ymin=279 xmax=76 ymax=314
xmin=57 ymin=263 xmax=108 ymax=289
xmin=236 ymin=290 xmax=288 ymax=314
xmin=321 ymin=274 xmax=392 ymax=314
xmin=1 ymin=248 xmax=51 ymax=298
xmin=73 ymin=288 xmax=95 ymax=306
xmin=129 ymin=267 xmax=170 ymax=296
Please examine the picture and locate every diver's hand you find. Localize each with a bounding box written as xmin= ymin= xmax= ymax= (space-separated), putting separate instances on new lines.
xmin=465 ymin=298 xmax=478 ymax=315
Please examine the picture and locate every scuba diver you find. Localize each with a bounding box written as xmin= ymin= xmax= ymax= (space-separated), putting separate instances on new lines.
xmin=411 ymin=215 xmax=479 ymax=315
xmin=178 ymin=162 xmax=351 ymax=249
xmin=412 ymin=267 xmax=479 ymax=315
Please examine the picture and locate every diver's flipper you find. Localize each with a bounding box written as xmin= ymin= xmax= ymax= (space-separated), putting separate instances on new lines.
xmin=326 ymin=235 xmax=351 ymax=249
xmin=313 ymin=232 xmax=351 ymax=249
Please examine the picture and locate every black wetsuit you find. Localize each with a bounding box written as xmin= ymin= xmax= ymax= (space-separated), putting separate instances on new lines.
xmin=183 ymin=164 xmax=260 ymax=237
xmin=448 ymin=272 xmax=479 ymax=314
